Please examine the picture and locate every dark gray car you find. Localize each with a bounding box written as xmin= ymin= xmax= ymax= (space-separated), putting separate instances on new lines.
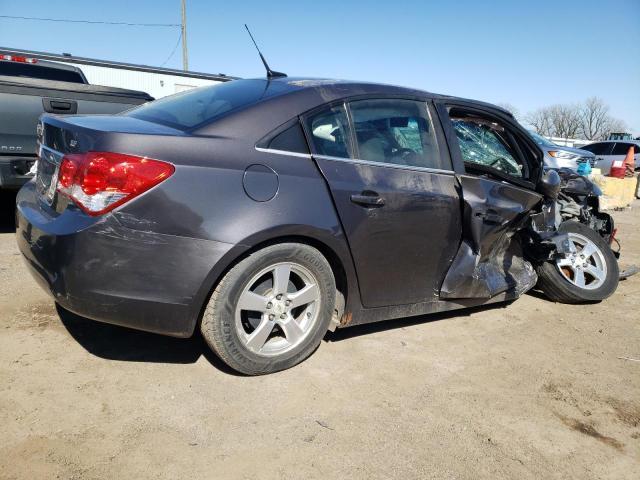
xmin=16 ymin=78 xmax=620 ymax=374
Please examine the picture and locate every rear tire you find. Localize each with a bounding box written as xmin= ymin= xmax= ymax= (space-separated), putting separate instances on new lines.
xmin=201 ymin=243 xmax=336 ymax=375
xmin=536 ymin=221 xmax=619 ymax=303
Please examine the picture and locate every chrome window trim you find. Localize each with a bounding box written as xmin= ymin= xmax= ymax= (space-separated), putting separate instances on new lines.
xmin=254 ymin=147 xmax=312 ymax=159
xmin=314 ymin=154 xmax=455 ymax=175
xmin=254 ymin=147 xmax=455 ymax=175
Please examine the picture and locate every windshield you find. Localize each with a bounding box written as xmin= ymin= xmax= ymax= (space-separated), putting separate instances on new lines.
xmin=529 ymin=131 xmax=557 ymax=148
xmin=126 ymin=79 xmax=291 ymax=130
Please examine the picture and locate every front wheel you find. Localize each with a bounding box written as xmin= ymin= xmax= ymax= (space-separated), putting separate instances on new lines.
xmin=201 ymin=243 xmax=336 ymax=375
xmin=536 ymin=221 xmax=619 ymax=303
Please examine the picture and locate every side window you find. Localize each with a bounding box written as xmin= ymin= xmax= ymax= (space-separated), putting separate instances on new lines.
xmin=267 ymin=122 xmax=309 ymax=154
xmin=304 ymin=104 xmax=352 ymax=158
xmin=349 ymin=99 xmax=442 ymax=169
xmin=612 ymin=142 xmax=633 ymax=155
xmin=580 ymin=143 xmax=595 ymax=153
xmin=450 ymin=113 xmax=525 ymax=179
xmin=583 ymin=143 xmax=613 ymax=155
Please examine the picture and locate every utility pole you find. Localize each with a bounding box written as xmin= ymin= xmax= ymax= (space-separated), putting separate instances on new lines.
xmin=181 ymin=0 xmax=189 ymax=71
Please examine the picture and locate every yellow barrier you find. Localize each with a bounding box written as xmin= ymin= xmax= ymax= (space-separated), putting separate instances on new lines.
xmin=589 ymin=174 xmax=639 ymax=210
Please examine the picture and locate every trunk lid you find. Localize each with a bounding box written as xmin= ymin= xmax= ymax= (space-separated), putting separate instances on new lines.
xmin=34 ymin=115 xmax=182 ymax=209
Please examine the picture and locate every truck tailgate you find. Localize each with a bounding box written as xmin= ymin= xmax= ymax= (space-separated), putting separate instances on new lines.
xmin=0 ymin=75 xmax=153 ymax=157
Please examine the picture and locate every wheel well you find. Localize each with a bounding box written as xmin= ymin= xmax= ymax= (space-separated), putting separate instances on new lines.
xmin=194 ymin=235 xmax=349 ymax=332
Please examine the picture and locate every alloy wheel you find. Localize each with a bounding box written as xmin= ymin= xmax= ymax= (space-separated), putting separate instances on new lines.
xmin=234 ymin=262 xmax=321 ymax=356
xmin=555 ymin=232 xmax=607 ymax=290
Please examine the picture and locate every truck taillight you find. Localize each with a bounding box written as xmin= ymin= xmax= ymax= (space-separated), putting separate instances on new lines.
xmin=56 ymin=152 xmax=174 ymax=216
xmin=1 ymin=54 xmax=37 ymax=63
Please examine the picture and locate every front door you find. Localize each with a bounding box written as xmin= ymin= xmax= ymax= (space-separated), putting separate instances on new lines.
xmin=437 ymin=104 xmax=543 ymax=299
xmin=303 ymin=99 xmax=461 ymax=308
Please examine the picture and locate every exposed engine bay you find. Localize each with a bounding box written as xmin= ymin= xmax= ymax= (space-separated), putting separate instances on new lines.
xmin=555 ymin=169 xmax=616 ymax=246
xmin=525 ymin=169 xmax=616 ymax=258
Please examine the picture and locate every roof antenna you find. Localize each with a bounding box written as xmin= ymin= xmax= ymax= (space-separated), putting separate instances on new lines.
xmin=244 ymin=24 xmax=287 ymax=79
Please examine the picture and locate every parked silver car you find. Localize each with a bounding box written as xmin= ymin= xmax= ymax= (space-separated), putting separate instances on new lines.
xmin=529 ymin=131 xmax=595 ymax=170
xmin=580 ymin=140 xmax=640 ymax=175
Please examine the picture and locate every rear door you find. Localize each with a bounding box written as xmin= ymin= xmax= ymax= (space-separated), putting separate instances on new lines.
xmin=436 ymin=103 xmax=543 ymax=299
xmin=303 ymin=99 xmax=461 ymax=308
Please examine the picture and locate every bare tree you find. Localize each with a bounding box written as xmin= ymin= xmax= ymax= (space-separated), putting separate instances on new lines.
xmin=497 ymin=102 xmax=521 ymax=121
xmin=580 ymin=97 xmax=610 ymax=140
xmin=602 ymin=117 xmax=628 ymax=139
xmin=549 ymin=104 xmax=582 ymax=139
xmin=525 ymin=97 xmax=627 ymax=141
xmin=525 ymin=107 xmax=554 ymax=136
xmin=524 ymin=105 xmax=580 ymax=138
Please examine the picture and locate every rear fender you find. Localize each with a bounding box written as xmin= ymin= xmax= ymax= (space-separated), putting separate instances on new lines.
xmin=188 ymin=224 xmax=360 ymax=336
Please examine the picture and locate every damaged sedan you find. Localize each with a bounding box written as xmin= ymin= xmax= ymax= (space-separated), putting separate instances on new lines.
xmin=16 ymin=78 xmax=620 ymax=375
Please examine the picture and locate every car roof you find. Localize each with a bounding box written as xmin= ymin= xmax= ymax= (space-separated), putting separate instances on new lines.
xmin=193 ymin=77 xmax=516 ymax=137
xmin=256 ymin=77 xmax=514 ymax=116
xmin=588 ymin=140 xmax=640 ymax=145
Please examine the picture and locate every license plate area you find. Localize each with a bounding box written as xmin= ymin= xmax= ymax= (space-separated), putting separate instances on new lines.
xmin=36 ymin=146 xmax=63 ymax=205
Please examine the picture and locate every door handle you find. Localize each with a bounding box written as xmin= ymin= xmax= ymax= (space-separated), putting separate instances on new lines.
xmin=42 ymin=98 xmax=78 ymax=114
xmin=350 ymin=192 xmax=385 ymax=207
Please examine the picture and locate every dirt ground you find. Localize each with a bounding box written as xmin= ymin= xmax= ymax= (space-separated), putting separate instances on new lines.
xmin=0 ymin=190 xmax=639 ymax=480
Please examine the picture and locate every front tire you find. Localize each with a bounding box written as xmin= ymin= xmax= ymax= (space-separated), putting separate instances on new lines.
xmin=536 ymin=221 xmax=619 ymax=303
xmin=201 ymin=243 xmax=336 ymax=375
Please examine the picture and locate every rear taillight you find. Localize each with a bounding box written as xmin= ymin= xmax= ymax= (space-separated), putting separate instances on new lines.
xmin=56 ymin=151 xmax=174 ymax=216
xmin=1 ymin=54 xmax=37 ymax=63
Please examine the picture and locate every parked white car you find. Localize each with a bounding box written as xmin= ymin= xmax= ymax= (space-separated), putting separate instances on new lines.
xmin=580 ymin=140 xmax=640 ymax=175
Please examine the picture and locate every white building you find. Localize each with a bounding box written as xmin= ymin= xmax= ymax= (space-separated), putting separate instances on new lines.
xmin=0 ymin=47 xmax=235 ymax=99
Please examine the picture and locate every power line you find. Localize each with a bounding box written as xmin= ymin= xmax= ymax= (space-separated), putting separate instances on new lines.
xmin=160 ymin=31 xmax=183 ymax=67
xmin=0 ymin=14 xmax=179 ymax=28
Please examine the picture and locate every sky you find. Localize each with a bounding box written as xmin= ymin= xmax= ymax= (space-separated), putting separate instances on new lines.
xmin=1 ymin=0 xmax=639 ymax=134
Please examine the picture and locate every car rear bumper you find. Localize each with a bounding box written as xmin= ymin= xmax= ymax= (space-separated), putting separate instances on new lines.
xmin=0 ymin=156 xmax=36 ymax=189
xmin=16 ymin=182 xmax=235 ymax=337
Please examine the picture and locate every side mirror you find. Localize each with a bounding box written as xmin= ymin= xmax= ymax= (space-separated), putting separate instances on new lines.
xmin=538 ymin=169 xmax=561 ymax=200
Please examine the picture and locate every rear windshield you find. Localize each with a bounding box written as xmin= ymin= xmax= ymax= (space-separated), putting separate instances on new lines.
xmin=0 ymin=61 xmax=86 ymax=83
xmin=126 ymin=79 xmax=290 ymax=130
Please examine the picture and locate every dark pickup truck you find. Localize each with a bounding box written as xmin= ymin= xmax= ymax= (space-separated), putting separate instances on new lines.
xmin=0 ymin=54 xmax=153 ymax=189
